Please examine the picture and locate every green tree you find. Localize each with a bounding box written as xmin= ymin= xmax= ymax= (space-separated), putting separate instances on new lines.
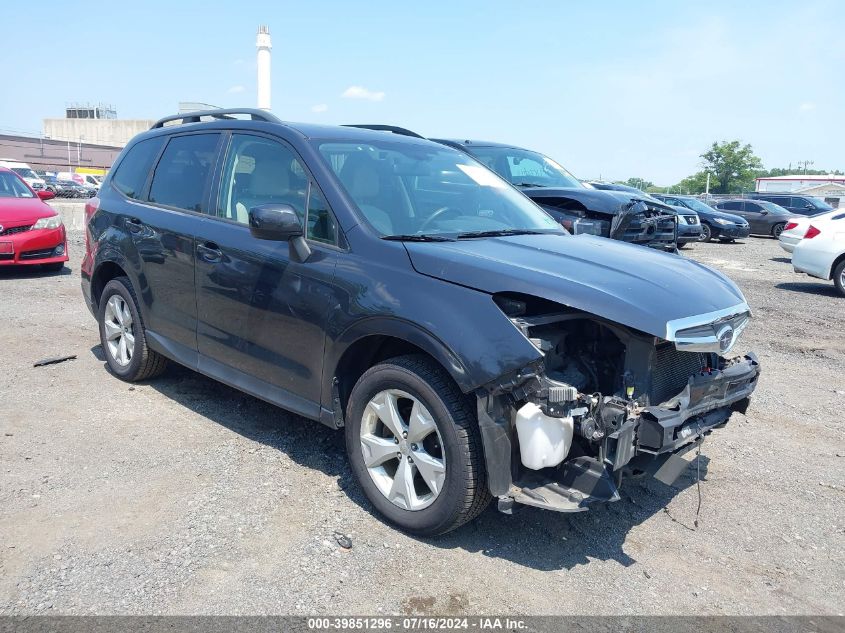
xmin=700 ymin=141 xmax=763 ymax=194
xmin=619 ymin=177 xmax=654 ymax=190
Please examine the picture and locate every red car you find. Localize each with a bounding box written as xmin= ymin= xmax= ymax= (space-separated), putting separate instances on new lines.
xmin=0 ymin=167 xmax=68 ymax=271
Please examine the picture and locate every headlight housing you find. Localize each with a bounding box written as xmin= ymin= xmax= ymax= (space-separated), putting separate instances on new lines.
xmin=713 ymin=218 xmax=731 ymax=225
xmin=32 ymin=214 xmax=63 ymax=230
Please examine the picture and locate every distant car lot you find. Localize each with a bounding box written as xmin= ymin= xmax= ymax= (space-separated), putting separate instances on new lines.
xmin=0 ymin=230 xmax=842 ymax=615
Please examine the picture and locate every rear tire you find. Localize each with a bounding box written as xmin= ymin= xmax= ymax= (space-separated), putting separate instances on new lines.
xmin=345 ymin=355 xmax=491 ymax=535
xmin=97 ymin=276 xmax=168 ymax=381
xmin=834 ymin=260 xmax=845 ymax=298
xmin=772 ymin=222 xmax=785 ymax=238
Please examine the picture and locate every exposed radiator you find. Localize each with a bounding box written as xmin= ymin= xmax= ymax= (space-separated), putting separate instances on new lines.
xmin=650 ymin=343 xmax=708 ymax=405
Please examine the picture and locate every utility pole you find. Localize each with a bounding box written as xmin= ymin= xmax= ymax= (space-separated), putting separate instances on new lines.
xmin=798 ymin=160 xmax=814 ymax=175
xmin=705 ymin=172 xmax=710 ymax=196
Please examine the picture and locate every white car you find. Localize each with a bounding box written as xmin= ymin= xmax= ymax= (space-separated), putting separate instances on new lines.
xmin=779 ymin=209 xmax=842 ymax=253
xmin=791 ymin=211 xmax=845 ymax=296
xmin=0 ymin=160 xmax=46 ymax=191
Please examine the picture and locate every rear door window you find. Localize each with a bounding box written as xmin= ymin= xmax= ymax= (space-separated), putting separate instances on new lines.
xmin=720 ymin=201 xmax=741 ymax=211
xmin=148 ymin=134 xmax=221 ymax=212
xmin=111 ymin=137 xmax=165 ymax=200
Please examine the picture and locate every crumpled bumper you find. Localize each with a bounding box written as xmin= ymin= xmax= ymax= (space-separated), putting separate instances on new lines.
xmin=502 ymin=353 xmax=760 ymax=514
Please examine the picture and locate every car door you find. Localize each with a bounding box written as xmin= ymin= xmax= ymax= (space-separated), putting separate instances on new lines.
xmin=112 ymin=132 xmax=221 ymax=355
xmin=194 ymin=132 xmax=341 ymax=418
xmin=741 ymin=201 xmax=767 ymax=232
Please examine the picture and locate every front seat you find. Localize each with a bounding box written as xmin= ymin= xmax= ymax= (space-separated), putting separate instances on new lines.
xmin=234 ymin=145 xmax=297 ymax=224
xmin=338 ymin=154 xmax=394 ymax=234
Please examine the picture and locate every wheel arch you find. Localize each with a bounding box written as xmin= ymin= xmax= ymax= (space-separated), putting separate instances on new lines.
xmin=91 ymin=257 xmax=130 ymax=311
xmin=326 ymin=319 xmax=472 ymax=423
xmin=830 ymin=251 xmax=845 ymax=280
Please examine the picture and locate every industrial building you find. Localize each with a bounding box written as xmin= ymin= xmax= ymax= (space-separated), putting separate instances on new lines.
xmin=756 ymin=174 xmax=845 ymax=209
xmin=0 ymin=133 xmax=122 ymax=173
xmin=43 ymin=103 xmax=154 ymax=148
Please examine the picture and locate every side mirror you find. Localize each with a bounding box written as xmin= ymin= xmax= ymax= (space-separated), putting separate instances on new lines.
xmin=248 ymin=203 xmax=312 ymax=261
xmin=805 ymin=204 xmax=814 ymax=210
xmin=759 ymin=210 xmax=768 ymax=215
xmin=37 ymin=190 xmax=55 ymax=201
xmin=248 ymin=204 xmax=302 ymax=241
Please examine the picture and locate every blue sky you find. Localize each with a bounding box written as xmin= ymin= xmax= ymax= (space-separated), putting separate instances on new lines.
xmin=2 ymin=0 xmax=842 ymax=184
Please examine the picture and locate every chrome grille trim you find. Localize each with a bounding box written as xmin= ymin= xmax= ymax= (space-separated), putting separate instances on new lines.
xmin=664 ymin=303 xmax=751 ymax=354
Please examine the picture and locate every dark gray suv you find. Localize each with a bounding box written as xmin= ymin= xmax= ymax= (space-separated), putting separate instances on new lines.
xmin=81 ymin=109 xmax=760 ymax=535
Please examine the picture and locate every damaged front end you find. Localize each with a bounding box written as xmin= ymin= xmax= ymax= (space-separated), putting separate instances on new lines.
xmin=477 ymin=294 xmax=760 ymax=514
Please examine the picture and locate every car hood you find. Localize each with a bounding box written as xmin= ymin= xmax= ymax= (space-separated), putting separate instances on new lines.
xmin=0 ymin=197 xmax=56 ymax=223
xmin=701 ymin=209 xmax=746 ymax=224
xmin=404 ymin=233 xmax=746 ymax=340
xmin=520 ymin=186 xmax=675 ymax=216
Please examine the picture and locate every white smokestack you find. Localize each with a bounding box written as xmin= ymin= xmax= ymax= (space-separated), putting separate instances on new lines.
xmin=256 ymin=25 xmax=272 ymax=111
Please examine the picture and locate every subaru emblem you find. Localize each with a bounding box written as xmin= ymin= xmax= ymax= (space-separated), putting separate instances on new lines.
xmin=717 ymin=324 xmax=734 ymax=353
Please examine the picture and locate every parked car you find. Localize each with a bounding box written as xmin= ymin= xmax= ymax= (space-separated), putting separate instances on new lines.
xmin=791 ymin=212 xmax=845 ymax=296
xmin=426 ymin=137 xmax=679 ymax=251
xmin=779 ymin=209 xmax=843 ymax=253
xmin=652 ymin=195 xmax=750 ymax=243
xmin=587 ymin=184 xmax=700 ymax=247
xmin=41 ymin=175 xmax=60 ymax=195
xmin=713 ymin=199 xmax=793 ymax=237
xmin=82 ymin=109 xmax=760 ymax=535
xmin=57 ymin=179 xmax=95 ymax=198
xmin=747 ymin=193 xmax=833 ymax=217
xmin=0 ymin=167 xmax=68 ymax=271
xmin=0 ymin=160 xmax=47 ymax=191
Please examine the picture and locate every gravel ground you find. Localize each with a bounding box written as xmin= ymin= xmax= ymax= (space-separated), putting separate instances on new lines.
xmin=0 ymin=231 xmax=843 ymax=616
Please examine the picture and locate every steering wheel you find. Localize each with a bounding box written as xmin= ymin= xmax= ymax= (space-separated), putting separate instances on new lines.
xmin=418 ymin=206 xmax=463 ymax=232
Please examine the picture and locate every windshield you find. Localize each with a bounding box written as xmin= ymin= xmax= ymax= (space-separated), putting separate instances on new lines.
xmin=461 ymin=146 xmax=583 ymax=189
xmin=317 ymin=141 xmax=562 ymax=237
xmin=809 ymin=198 xmax=833 ymax=211
xmin=0 ymin=172 xmax=35 ymax=198
xmin=680 ymin=198 xmax=716 ymax=214
xmin=11 ymin=167 xmax=38 ymax=180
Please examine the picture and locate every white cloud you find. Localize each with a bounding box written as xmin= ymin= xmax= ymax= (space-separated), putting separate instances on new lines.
xmin=227 ymin=85 xmax=245 ymax=94
xmin=311 ymin=103 xmax=329 ymax=113
xmin=799 ymin=102 xmax=816 ymax=112
xmin=341 ymin=85 xmax=385 ymax=102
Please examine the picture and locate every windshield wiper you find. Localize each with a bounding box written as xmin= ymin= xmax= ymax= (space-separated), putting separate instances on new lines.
xmin=456 ymin=229 xmax=544 ymax=239
xmin=381 ymin=234 xmax=456 ymax=242
xmin=512 ymin=182 xmax=546 ymax=188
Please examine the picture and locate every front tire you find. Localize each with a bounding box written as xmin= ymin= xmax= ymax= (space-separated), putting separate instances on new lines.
xmin=345 ymin=355 xmax=491 ymax=535
xmin=834 ymin=260 xmax=845 ymax=297
xmin=97 ymin=276 xmax=168 ymax=381
xmin=699 ymin=224 xmax=712 ymax=242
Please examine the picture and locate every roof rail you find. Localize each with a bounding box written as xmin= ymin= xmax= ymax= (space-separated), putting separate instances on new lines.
xmin=150 ymin=108 xmax=281 ymax=129
xmin=343 ymin=124 xmax=425 ymax=139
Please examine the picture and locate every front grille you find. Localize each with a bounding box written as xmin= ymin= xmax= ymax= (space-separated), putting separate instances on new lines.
xmin=650 ymin=343 xmax=708 ymax=405
xmin=684 ymin=215 xmax=699 ymax=225
xmin=19 ymin=248 xmax=55 ymax=260
xmin=0 ymin=225 xmax=31 ymax=236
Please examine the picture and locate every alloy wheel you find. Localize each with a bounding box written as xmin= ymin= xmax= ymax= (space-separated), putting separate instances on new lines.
xmin=359 ymin=389 xmax=446 ymax=511
xmin=103 ymin=295 xmax=135 ymax=367
xmin=699 ymin=224 xmax=711 ymax=242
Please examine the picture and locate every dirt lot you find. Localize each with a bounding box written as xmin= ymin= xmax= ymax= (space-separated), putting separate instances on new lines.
xmin=1 ymin=231 xmax=843 ymax=616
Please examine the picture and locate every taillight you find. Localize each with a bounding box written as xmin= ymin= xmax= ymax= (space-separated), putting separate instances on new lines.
xmin=804 ymin=225 xmax=821 ymax=239
xmin=784 ymin=221 xmax=798 ymax=231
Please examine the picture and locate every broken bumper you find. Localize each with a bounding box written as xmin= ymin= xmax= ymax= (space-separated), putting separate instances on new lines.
xmin=501 ymin=353 xmax=760 ymax=514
